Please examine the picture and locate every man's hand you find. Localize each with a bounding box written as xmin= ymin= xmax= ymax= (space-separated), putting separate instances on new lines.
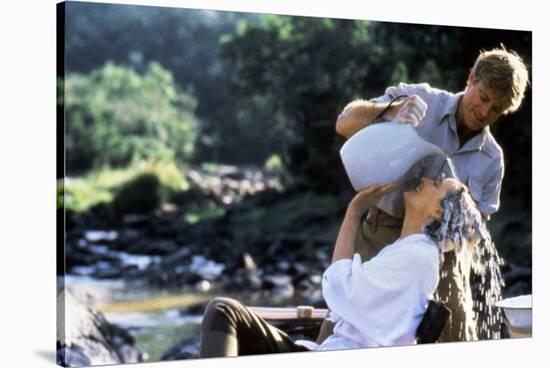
xmin=347 ymin=183 xmax=399 ymax=217
xmin=389 ymin=95 xmax=427 ymax=127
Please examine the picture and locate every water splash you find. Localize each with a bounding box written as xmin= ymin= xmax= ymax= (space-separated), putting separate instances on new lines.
xmin=436 ymin=223 xmax=505 ymax=340
xmin=394 ymin=153 xmax=504 ymax=339
xmin=426 ymin=169 xmax=505 ymax=340
xmin=469 ymin=229 xmax=505 ymax=339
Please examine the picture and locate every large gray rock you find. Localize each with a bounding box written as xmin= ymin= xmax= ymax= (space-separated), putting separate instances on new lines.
xmin=57 ymin=289 xmax=144 ymax=367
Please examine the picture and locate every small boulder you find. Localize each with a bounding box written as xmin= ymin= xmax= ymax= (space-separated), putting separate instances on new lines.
xmin=57 ymin=289 xmax=144 ymax=367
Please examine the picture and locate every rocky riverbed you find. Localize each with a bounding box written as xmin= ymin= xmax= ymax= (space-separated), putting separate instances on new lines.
xmin=58 ymin=164 xmax=532 ymax=365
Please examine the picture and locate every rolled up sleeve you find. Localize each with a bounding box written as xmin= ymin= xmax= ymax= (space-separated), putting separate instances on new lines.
xmin=322 ymin=253 xmax=413 ymax=316
xmin=322 ymin=248 xmax=438 ymax=334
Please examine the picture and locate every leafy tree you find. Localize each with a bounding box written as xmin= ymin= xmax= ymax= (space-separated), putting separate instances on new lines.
xmin=63 ymin=62 xmax=198 ymax=174
xmin=62 ymin=2 xmax=532 ymax=207
xmin=220 ymin=15 xmax=378 ymax=191
xmin=220 ymin=15 xmax=531 ymax=197
xmin=63 ymin=2 xmax=260 ymax=164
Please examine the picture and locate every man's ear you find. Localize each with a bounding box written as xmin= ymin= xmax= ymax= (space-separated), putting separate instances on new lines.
xmin=466 ymin=71 xmax=474 ymax=86
xmin=433 ymin=207 xmax=444 ymax=220
xmin=467 ymin=71 xmax=480 ymax=87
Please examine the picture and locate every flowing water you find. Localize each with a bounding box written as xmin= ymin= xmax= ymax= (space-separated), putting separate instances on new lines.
xmin=434 ymin=204 xmax=505 ymax=340
xmin=99 ymin=289 xmax=207 ymax=361
xmin=470 ymin=230 xmax=505 ymax=339
xmin=63 ymin=274 xmax=314 ymax=362
xmin=63 ymin=167 xmax=509 ymax=363
xmin=444 ymin=154 xmax=505 ymax=339
xmin=63 ymin=229 xmax=319 ymax=362
xmin=423 ymin=155 xmax=506 ymax=339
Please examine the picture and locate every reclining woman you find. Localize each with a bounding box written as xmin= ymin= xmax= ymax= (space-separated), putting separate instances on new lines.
xmin=199 ymin=176 xmax=484 ymax=357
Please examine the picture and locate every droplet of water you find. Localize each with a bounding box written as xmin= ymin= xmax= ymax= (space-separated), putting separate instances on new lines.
xmin=436 ymin=214 xmax=505 ymax=340
xmin=447 ymin=157 xmax=458 ymax=178
xmin=470 ymin=229 xmax=505 ymax=339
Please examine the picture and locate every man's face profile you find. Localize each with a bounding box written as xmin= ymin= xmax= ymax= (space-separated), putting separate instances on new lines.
xmin=459 ymin=76 xmax=508 ymax=132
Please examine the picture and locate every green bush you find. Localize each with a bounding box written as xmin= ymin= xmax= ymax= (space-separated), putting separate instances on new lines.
xmin=112 ymin=173 xmax=161 ymax=216
xmin=62 ymin=62 xmax=198 ymax=174
xmin=61 ymin=161 xmax=190 ymax=213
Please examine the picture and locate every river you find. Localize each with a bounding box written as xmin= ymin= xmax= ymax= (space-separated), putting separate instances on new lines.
xmin=63 ymin=272 xmax=316 ymax=362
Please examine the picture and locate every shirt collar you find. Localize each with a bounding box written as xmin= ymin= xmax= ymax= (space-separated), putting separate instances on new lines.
xmin=397 ymin=233 xmax=432 ymax=245
xmin=438 ymin=92 xmax=463 ymax=128
xmin=468 ymin=127 xmax=492 ymax=156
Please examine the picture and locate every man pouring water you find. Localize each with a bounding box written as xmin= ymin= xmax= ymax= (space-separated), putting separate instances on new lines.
xmin=323 ymin=47 xmax=529 ymax=342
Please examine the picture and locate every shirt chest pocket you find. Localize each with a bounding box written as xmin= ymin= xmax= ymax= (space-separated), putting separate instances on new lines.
xmin=467 ymin=176 xmax=483 ymax=203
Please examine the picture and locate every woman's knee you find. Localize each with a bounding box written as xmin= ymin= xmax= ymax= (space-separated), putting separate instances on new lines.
xmin=204 ymin=297 xmax=239 ymax=315
xmin=202 ymin=297 xmax=242 ymax=328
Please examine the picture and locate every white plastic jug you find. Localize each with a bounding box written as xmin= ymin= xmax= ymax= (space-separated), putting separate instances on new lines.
xmin=340 ymin=122 xmax=445 ymax=191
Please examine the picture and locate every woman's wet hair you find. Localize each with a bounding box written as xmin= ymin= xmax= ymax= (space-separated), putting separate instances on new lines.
xmin=423 ymin=183 xmax=505 ymax=339
xmin=423 ymin=187 xmax=485 ymax=258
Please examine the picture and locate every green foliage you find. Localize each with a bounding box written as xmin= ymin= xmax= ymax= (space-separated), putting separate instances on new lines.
xmin=223 ymin=15 xmax=372 ymax=104
xmin=112 ymin=173 xmax=161 ymax=216
xmin=390 ymin=62 xmax=410 ymax=85
xmin=264 ymin=154 xmax=284 ymax=171
xmin=219 ymin=17 xmax=492 ymax=190
xmin=61 ymin=177 xmax=114 ymax=213
xmin=62 ymin=3 xmax=532 ymax=213
xmin=227 ymin=191 xmax=341 ymax=250
xmin=64 ymin=2 xmax=261 ymax=165
xmin=61 ymin=162 xmax=190 ymax=212
xmin=184 ymin=204 xmax=226 ymax=224
xmin=220 ymin=15 xmax=378 ymax=190
xmin=63 ymin=62 xmax=198 ymax=173
xmin=417 ymin=59 xmax=444 ymax=89
xmin=219 ymin=15 xmax=532 ymax=197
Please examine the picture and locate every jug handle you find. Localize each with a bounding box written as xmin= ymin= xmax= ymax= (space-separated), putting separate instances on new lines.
xmin=374 ymin=94 xmax=409 ymax=122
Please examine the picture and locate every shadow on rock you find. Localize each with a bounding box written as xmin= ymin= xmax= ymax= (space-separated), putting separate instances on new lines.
xmin=57 ymin=289 xmax=145 ymax=367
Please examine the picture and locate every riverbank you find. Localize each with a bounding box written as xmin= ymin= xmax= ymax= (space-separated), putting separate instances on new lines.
xmin=58 ymin=163 xmax=532 ymax=364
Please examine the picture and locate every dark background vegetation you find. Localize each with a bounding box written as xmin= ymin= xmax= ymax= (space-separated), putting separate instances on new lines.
xmin=57 ymin=3 xmax=533 ymax=363
xmin=60 ymin=2 xmax=532 ymax=265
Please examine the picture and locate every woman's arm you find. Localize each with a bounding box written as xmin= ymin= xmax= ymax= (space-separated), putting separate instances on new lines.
xmin=331 ymin=183 xmax=399 ymax=263
xmin=331 ymin=207 xmax=362 ymax=262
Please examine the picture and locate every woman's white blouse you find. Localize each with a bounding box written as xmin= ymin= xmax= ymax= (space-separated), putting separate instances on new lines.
xmin=296 ymin=233 xmax=439 ymax=351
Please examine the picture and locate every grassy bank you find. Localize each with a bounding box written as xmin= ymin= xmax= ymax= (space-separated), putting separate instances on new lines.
xmin=59 ymin=161 xmax=190 ymax=213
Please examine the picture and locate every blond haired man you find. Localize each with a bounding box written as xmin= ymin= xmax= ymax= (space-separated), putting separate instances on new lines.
xmin=326 ymin=47 xmax=529 ymax=342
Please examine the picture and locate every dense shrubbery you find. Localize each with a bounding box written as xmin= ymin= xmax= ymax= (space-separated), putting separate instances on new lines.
xmin=219 ymin=15 xmax=532 ymax=196
xmin=60 ymin=161 xmax=190 ymax=212
xmin=112 ymin=173 xmax=161 ymax=216
xmin=59 ymin=5 xmax=531 ymax=261
xmin=62 ymin=4 xmax=531 ymax=205
xmin=63 ymin=62 xmax=198 ymax=174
